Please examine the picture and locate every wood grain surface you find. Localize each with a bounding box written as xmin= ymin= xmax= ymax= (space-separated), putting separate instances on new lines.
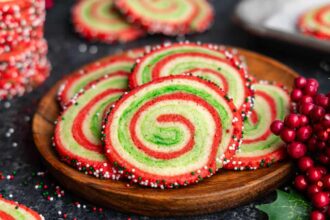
xmin=32 ymin=48 xmax=297 ymax=217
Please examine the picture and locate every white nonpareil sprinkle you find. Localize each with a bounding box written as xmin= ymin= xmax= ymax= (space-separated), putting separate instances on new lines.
xmin=4 ymin=102 xmax=11 ymax=108
xmin=89 ymin=45 xmax=98 ymax=54
xmin=78 ymin=44 xmax=87 ymax=53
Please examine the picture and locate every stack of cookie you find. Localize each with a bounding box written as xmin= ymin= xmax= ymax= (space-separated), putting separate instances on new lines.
xmin=0 ymin=0 xmax=50 ymax=100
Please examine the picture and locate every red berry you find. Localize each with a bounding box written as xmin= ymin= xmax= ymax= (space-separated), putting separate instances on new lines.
xmin=322 ymin=114 xmax=330 ymax=128
xmin=316 ymin=141 xmax=326 ymax=151
xmin=317 ymin=130 xmax=328 ymax=141
xmin=315 ymin=94 xmax=329 ymax=107
xmin=308 ymin=184 xmax=322 ymax=197
xmin=46 ymin=0 xmax=54 ymax=9
xmin=316 ymin=180 xmax=324 ymax=188
xmin=295 ymin=175 xmax=308 ymax=191
xmin=307 ymin=78 xmax=319 ymax=87
xmin=300 ymin=103 xmax=315 ymax=115
xmin=308 ymin=137 xmax=318 ymax=152
xmin=304 ymin=84 xmax=318 ymax=96
xmin=299 ymin=115 xmax=309 ymax=126
xmin=280 ymin=128 xmax=296 ymax=143
xmin=326 ymin=148 xmax=330 ymax=158
xmin=312 ymin=192 xmax=330 ymax=208
xmin=310 ymin=210 xmax=325 ymax=220
xmin=314 ymin=124 xmax=324 ymax=133
xmin=307 ymin=167 xmax=323 ymax=182
xmin=290 ymin=103 xmax=297 ymax=112
xmin=298 ymin=156 xmax=314 ymax=171
xmin=270 ymin=120 xmax=284 ymax=135
xmin=291 ymin=89 xmax=303 ymax=102
xmin=319 ymin=155 xmax=330 ymax=165
xmin=287 ymin=142 xmax=307 ymax=158
xmin=284 ymin=114 xmax=301 ymax=128
xmin=294 ymin=77 xmax=307 ymax=89
xmin=316 ymin=166 xmax=327 ymax=176
xmin=322 ymin=175 xmax=330 ymax=190
xmin=310 ymin=107 xmax=325 ymax=121
xmin=296 ymin=126 xmax=312 ymax=141
xmin=301 ymin=95 xmax=314 ymax=104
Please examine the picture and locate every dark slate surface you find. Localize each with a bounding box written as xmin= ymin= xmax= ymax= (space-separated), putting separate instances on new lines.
xmin=0 ymin=0 xmax=329 ymax=219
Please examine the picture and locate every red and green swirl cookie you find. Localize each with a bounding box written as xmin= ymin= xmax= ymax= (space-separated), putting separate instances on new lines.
xmin=0 ymin=56 xmax=50 ymax=100
xmin=297 ymin=4 xmax=330 ymax=40
xmin=0 ymin=197 xmax=44 ymax=220
xmin=0 ymin=0 xmax=30 ymax=10
xmin=54 ymin=74 xmax=128 ymax=179
xmin=72 ymin=0 xmax=144 ymax=43
xmin=0 ymin=1 xmax=45 ymax=30
xmin=225 ymin=82 xmax=290 ymax=170
xmin=0 ymin=44 xmax=48 ymax=81
xmin=0 ymin=39 xmax=48 ymax=80
xmin=30 ymin=56 xmax=51 ymax=87
xmin=0 ymin=0 xmax=43 ymax=10
xmin=103 ymin=75 xmax=243 ymax=188
xmin=0 ymin=39 xmax=49 ymax=100
xmin=189 ymin=0 xmax=214 ymax=33
xmin=0 ymin=76 xmax=26 ymax=100
xmin=0 ymin=42 xmax=34 ymax=67
xmin=130 ymin=42 xmax=254 ymax=114
xmin=58 ymin=48 xmax=143 ymax=107
xmin=0 ymin=38 xmax=47 ymax=71
xmin=0 ymin=0 xmax=41 ymax=16
xmin=115 ymin=0 xmax=199 ymax=35
xmin=0 ymin=26 xmax=44 ymax=53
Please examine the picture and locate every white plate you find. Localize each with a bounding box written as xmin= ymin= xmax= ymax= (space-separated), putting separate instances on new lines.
xmin=234 ymin=0 xmax=330 ymax=53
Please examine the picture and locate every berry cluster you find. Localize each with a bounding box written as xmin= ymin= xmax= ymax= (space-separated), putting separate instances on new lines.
xmin=270 ymin=77 xmax=330 ymax=220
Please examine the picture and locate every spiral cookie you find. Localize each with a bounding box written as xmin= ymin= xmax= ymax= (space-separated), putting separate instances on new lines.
xmin=72 ymin=0 xmax=144 ymax=43
xmin=54 ymin=74 xmax=128 ymax=179
xmin=30 ymin=57 xmax=51 ymax=87
xmin=1 ymin=0 xmax=45 ymax=30
xmin=103 ymin=75 xmax=243 ymax=188
xmin=0 ymin=197 xmax=44 ymax=220
xmin=0 ymin=56 xmax=51 ymax=100
xmin=225 ymin=82 xmax=290 ymax=170
xmin=115 ymin=0 xmax=199 ymax=35
xmin=0 ymin=39 xmax=49 ymax=100
xmin=190 ymin=0 xmax=214 ymax=33
xmin=0 ymin=41 xmax=35 ymax=67
xmin=297 ymin=4 xmax=330 ymax=40
xmin=0 ymin=0 xmax=48 ymax=101
xmin=58 ymin=48 xmax=144 ymax=107
xmin=130 ymin=42 xmax=254 ymax=114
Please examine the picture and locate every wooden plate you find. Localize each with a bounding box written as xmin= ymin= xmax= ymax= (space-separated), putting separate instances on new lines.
xmin=32 ymin=48 xmax=297 ymax=217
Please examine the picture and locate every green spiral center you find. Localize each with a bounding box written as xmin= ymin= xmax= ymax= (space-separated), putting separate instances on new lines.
xmin=107 ymin=78 xmax=236 ymax=175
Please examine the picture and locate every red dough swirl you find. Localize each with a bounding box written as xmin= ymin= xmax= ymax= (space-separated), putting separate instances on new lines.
xmin=104 ymin=75 xmax=243 ymax=188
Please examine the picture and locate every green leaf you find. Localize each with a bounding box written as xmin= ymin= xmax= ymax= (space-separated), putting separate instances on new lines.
xmin=256 ymin=189 xmax=312 ymax=220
